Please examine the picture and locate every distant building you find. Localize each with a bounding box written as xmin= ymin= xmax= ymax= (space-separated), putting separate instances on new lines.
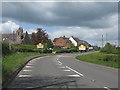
xmin=53 ymin=36 xmax=72 ymax=48
xmin=69 ymin=36 xmax=93 ymax=51
xmin=2 ymin=27 xmax=32 ymax=44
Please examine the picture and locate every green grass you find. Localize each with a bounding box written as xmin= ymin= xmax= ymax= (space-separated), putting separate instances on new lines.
xmin=76 ymin=52 xmax=120 ymax=68
xmin=2 ymin=52 xmax=45 ymax=82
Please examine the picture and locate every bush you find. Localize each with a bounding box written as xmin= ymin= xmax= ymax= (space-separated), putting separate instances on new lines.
xmin=100 ymin=43 xmax=119 ymax=54
xmin=103 ymin=55 xmax=112 ymax=61
xmin=53 ymin=47 xmax=78 ymax=53
xmin=12 ymin=44 xmax=36 ymax=52
xmin=68 ymin=48 xmax=78 ymax=53
xmin=2 ymin=42 xmax=13 ymax=56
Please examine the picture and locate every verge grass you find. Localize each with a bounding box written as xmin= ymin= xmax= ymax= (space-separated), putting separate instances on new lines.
xmin=2 ymin=52 xmax=44 ymax=82
xmin=76 ymin=52 xmax=119 ymax=68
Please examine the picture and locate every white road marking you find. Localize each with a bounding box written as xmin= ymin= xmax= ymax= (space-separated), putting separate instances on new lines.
xmin=23 ymin=70 xmax=32 ymax=72
xmin=27 ymin=63 xmax=34 ymax=65
xmin=25 ymin=66 xmax=34 ymax=68
xmin=67 ymin=75 xmax=80 ymax=77
xmin=66 ymin=66 xmax=84 ymax=77
xmin=62 ymin=69 xmax=71 ymax=71
xmin=19 ymin=75 xmax=31 ymax=78
xmin=59 ymin=66 xmax=66 ymax=68
xmin=104 ymin=87 xmax=111 ymax=90
xmin=58 ymin=61 xmax=62 ymax=65
xmin=29 ymin=61 xmax=36 ymax=64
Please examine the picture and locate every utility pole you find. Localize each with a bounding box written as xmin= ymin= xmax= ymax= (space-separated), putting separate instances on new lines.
xmin=102 ymin=34 xmax=103 ymax=48
xmin=106 ymin=33 xmax=107 ymax=44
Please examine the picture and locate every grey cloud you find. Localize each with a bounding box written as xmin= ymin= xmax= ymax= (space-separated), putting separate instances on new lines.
xmin=2 ymin=2 xmax=118 ymax=28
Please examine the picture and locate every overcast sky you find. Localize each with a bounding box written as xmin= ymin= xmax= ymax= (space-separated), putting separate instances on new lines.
xmin=1 ymin=1 xmax=119 ymax=46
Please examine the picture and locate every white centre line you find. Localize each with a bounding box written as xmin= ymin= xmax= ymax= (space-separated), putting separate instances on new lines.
xmin=66 ymin=66 xmax=84 ymax=77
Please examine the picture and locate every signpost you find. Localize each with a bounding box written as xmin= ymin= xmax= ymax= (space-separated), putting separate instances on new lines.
xmin=79 ymin=45 xmax=86 ymax=51
xmin=37 ymin=43 xmax=44 ymax=49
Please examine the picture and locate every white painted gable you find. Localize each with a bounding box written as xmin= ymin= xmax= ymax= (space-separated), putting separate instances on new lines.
xmin=69 ymin=37 xmax=77 ymax=46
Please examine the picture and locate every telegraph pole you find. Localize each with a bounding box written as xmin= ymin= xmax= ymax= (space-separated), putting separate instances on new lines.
xmin=106 ymin=33 xmax=107 ymax=44
xmin=102 ymin=34 xmax=103 ymax=48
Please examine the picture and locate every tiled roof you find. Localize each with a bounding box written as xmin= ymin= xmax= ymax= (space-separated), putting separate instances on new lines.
xmin=72 ymin=36 xmax=91 ymax=46
xmin=2 ymin=34 xmax=16 ymax=39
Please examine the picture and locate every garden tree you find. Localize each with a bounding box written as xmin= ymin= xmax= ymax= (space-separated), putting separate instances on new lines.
xmin=46 ymin=39 xmax=54 ymax=49
xmin=93 ymin=45 xmax=101 ymax=51
xmin=31 ymin=28 xmax=49 ymax=45
xmin=66 ymin=42 xmax=74 ymax=49
xmin=36 ymin=28 xmax=48 ymax=44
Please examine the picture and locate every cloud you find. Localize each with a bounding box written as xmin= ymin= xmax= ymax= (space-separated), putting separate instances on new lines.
xmin=49 ymin=14 xmax=118 ymax=42
xmin=0 ymin=20 xmax=38 ymax=34
xmin=27 ymin=28 xmax=37 ymax=34
xmin=2 ymin=2 xmax=118 ymax=28
xmin=0 ymin=21 xmax=19 ymax=34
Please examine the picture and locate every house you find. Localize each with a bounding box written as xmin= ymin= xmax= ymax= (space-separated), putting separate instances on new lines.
xmin=69 ymin=36 xmax=93 ymax=51
xmin=2 ymin=34 xmax=16 ymax=44
xmin=53 ymin=36 xmax=72 ymax=48
xmin=2 ymin=27 xmax=32 ymax=44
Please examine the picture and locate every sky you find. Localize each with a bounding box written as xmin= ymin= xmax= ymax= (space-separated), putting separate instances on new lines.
xmin=1 ymin=1 xmax=119 ymax=47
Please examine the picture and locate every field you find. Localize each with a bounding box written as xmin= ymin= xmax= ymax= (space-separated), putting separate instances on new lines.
xmin=76 ymin=52 xmax=119 ymax=68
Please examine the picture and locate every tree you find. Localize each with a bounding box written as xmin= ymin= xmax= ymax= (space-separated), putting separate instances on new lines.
xmin=31 ymin=28 xmax=49 ymax=45
xmin=36 ymin=28 xmax=48 ymax=44
xmin=46 ymin=39 xmax=53 ymax=49
xmin=100 ymin=43 xmax=114 ymax=54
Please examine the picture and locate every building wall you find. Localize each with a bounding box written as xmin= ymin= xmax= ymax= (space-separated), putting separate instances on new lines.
xmin=69 ymin=37 xmax=77 ymax=46
xmin=16 ymin=27 xmax=23 ymax=44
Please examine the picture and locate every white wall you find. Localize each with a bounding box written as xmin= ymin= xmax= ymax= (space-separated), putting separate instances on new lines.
xmin=69 ymin=37 xmax=77 ymax=46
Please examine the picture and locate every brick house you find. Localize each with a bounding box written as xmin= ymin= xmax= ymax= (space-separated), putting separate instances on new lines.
xmin=53 ymin=36 xmax=72 ymax=48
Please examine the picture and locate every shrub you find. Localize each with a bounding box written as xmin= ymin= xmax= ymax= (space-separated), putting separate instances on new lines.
xmin=100 ymin=43 xmax=119 ymax=54
xmin=2 ymin=42 xmax=13 ymax=56
xmin=103 ymin=55 xmax=112 ymax=61
xmin=12 ymin=44 xmax=36 ymax=52
xmin=68 ymin=48 xmax=78 ymax=53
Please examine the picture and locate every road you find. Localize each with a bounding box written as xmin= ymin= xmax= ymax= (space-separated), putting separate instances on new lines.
xmin=6 ymin=52 xmax=118 ymax=89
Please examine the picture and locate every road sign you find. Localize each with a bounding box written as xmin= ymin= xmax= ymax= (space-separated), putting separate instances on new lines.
xmin=37 ymin=43 xmax=44 ymax=48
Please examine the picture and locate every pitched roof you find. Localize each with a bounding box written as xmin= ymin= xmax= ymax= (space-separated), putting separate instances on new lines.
xmin=2 ymin=34 xmax=16 ymax=39
xmin=53 ymin=38 xmax=59 ymax=42
xmin=53 ymin=36 xmax=71 ymax=43
xmin=72 ymin=36 xmax=91 ymax=46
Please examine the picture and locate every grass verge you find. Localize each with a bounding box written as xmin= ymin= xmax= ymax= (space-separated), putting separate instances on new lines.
xmin=2 ymin=52 xmax=45 ymax=83
xmin=76 ymin=52 xmax=119 ymax=68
